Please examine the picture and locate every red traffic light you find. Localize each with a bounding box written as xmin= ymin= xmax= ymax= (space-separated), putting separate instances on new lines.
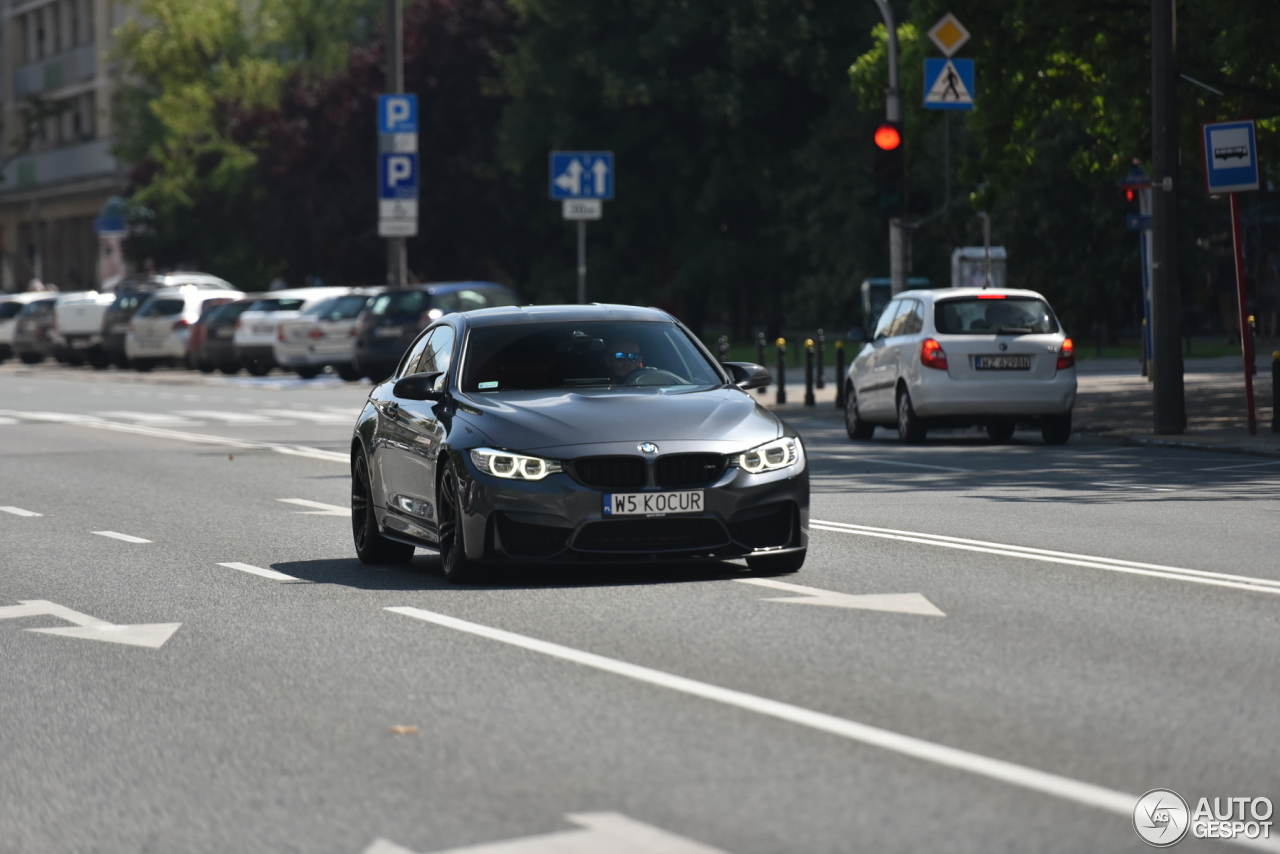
xmin=874 ymin=123 xmax=902 ymax=151
xmin=1125 ymin=188 xmax=1135 ymax=202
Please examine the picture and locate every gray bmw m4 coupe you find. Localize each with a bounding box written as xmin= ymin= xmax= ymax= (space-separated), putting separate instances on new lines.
xmin=350 ymin=304 xmax=809 ymax=581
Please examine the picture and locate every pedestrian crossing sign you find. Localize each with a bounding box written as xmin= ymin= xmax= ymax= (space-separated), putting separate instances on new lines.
xmin=924 ymin=58 xmax=974 ymax=110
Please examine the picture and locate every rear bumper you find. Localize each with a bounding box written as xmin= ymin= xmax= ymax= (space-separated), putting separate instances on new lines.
xmin=125 ymin=333 xmax=186 ymax=360
xmin=912 ymin=371 xmax=1077 ymax=417
xmin=235 ymin=344 xmax=276 ymax=365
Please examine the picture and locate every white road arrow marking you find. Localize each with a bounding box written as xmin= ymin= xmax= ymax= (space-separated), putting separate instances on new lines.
xmin=363 ymin=811 xmax=732 ymax=854
xmin=277 ymin=498 xmax=351 ymax=517
xmin=0 ymin=506 xmax=42 ymax=517
xmin=0 ymin=600 xmax=180 ymax=648
xmin=736 ymin=578 xmax=944 ymax=616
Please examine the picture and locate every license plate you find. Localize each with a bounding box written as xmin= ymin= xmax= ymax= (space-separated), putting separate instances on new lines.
xmin=214 ymin=328 xmax=234 ymax=338
xmin=110 ymin=323 xmax=128 ymax=333
xmin=254 ymin=325 xmax=275 ymax=335
xmin=974 ymin=355 xmax=1031 ymax=370
xmin=604 ymin=490 xmax=704 ymax=516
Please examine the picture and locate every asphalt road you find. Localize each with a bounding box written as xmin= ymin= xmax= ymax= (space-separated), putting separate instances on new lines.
xmin=2 ymin=364 xmax=1278 ymax=854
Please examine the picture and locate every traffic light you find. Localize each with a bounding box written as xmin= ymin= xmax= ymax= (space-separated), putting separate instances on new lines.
xmin=873 ymin=121 xmax=904 ymax=210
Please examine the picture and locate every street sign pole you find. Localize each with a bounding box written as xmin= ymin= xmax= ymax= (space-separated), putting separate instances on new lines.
xmin=577 ymin=219 xmax=587 ymax=304
xmin=872 ymin=0 xmax=907 ymax=296
xmin=385 ymin=0 xmax=406 ymax=287
xmin=551 ymin=153 xmax=612 ymax=303
xmin=1230 ymin=193 xmax=1257 ymax=434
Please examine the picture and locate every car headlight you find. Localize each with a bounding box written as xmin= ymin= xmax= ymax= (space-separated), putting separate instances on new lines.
xmin=469 ymin=448 xmax=563 ymax=481
xmin=733 ymin=438 xmax=802 ymax=473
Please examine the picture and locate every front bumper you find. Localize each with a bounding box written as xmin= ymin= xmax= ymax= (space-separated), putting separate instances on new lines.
xmin=453 ymin=452 xmax=809 ymax=563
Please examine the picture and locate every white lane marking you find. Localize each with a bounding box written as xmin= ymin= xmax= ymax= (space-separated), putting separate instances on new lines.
xmin=810 ymin=520 xmax=1280 ymax=596
xmin=818 ymin=454 xmax=973 ymax=473
xmin=736 ymin=578 xmax=945 ymax=616
xmin=0 ymin=506 xmax=42 ymax=517
xmin=92 ymin=530 xmax=152 ymax=543
xmin=385 ymin=608 xmax=1137 ymax=819
xmin=92 ymin=411 xmax=201 ymax=426
xmin=0 ymin=417 xmax=17 ymax=425
xmin=0 ymin=600 xmax=180 ymax=649
xmin=176 ymin=409 xmax=287 ymax=424
xmin=1 ymin=411 xmax=103 ymax=423
xmin=277 ymin=498 xmax=351 ymax=516
xmin=1090 ymin=482 xmax=1176 ymax=492
xmin=367 ymin=812 xmax=733 ymax=854
xmin=257 ymin=408 xmax=354 ymax=424
xmin=217 ymin=562 xmax=299 ymax=581
xmin=1197 ymin=460 xmax=1280 ymax=472
xmin=0 ymin=410 xmax=347 ymax=463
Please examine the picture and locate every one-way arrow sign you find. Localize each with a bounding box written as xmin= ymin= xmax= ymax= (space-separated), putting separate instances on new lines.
xmin=0 ymin=600 xmax=181 ymax=648
xmin=736 ymin=578 xmax=945 ymax=616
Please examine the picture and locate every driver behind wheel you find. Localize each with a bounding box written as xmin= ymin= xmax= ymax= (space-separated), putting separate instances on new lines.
xmin=605 ymin=339 xmax=644 ymax=383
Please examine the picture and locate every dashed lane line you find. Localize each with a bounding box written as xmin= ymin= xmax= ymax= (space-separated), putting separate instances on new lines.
xmin=1090 ymin=482 xmax=1176 ymax=492
xmin=810 ymin=520 xmax=1280 ymax=597
xmin=278 ymin=498 xmax=351 ymax=516
xmin=386 ymin=606 xmax=1280 ymax=852
xmin=91 ymin=531 xmax=152 ymax=544
xmin=816 ymin=454 xmax=973 ymax=473
xmin=217 ymin=562 xmax=299 ymax=581
xmin=0 ymin=506 xmax=42 ymax=517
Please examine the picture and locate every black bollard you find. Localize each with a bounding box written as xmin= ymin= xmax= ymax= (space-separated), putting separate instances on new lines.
xmin=804 ymin=339 xmax=816 ymax=406
xmin=815 ymin=329 xmax=825 ymax=389
xmin=1249 ymin=316 xmax=1258 ymax=376
xmin=775 ymin=338 xmax=787 ymax=405
xmin=1273 ymin=351 xmax=1280 ymax=434
xmin=834 ymin=341 xmax=846 ymax=409
xmin=756 ymin=333 xmax=768 ymax=394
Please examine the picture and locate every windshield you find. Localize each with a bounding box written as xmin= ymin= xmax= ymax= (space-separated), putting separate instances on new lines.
xmin=248 ymin=298 xmax=306 ymax=313
xmin=0 ymin=302 xmax=24 ymax=320
xmin=137 ymin=298 xmax=186 ymax=318
xmin=461 ymin=321 xmax=723 ymax=393
xmin=934 ymin=297 xmax=1060 ymax=335
xmin=370 ymin=290 xmax=428 ymax=316
xmin=303 ymin=294 xmax=371 ymax=320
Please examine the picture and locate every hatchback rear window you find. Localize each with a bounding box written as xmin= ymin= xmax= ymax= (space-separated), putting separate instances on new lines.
xmin=248 ymin=298 xmax=306 ymax=312
xmin=137 ymin=299 xmax=186 ymax=317
xmin=934 ymin=297 xmax=1059 ymax=335
xmin=370 ymin=290 xmax=428 ymax=316
xmin=303 ymin=294 xmax=371 ymax=320
xmin=0 ymin=302 xmax=24 ymax=320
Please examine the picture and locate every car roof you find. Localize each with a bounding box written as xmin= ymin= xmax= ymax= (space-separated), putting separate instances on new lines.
xmin=903 ymin=287 xmax=1049 ymax=302
xmin=152 ymin=273 xmax=236 ymax=289
xmin=148 ymin=286 xmax=245 ymax=299
xmin=456 ymin=303 xmax=674 ymax=329
xmin=250 ymin=286 xmax=351 ymax=300
xmin=1 ymin=291 xmax=57 ymax=304
xmin=386 ymin=281 xmax=513 ymax=296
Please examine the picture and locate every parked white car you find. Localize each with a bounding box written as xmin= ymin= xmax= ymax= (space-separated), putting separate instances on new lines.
xmin=125 ymin=285 xmax=245 ymax=371
xmin=843 ymin=287 xmax=1077 ymax=444
xmin=0 ymin=292 xmax=53 ymax=363
xmin=272 ymin=290 xmax=379 ymax=380
xmin=232 ymin=287 xmax=353 ymax=376
xmin=53 ymin=291 xmax=117 ymax=367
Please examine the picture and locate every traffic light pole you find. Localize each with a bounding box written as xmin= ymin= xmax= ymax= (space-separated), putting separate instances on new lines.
xmin=872 ymin=0 xmax=908 ymax=296
xmin=385 ymin=0 xmax=406 ymax=288
xmin=1149 ymin=0 xmax=1185 ymax=432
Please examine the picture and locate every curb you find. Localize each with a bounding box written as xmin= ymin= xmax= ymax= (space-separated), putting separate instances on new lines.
xmin=1100 ymin=431 xmax=1280 ymax=459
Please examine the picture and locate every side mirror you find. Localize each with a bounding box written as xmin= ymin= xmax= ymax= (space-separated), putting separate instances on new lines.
xmin=723 ymin=361 xmax=771 ymax=391
xmin=847 ymin=327 xmax=868 ymax=343
xmin=393 ymin=371 xmax=446 ymax=401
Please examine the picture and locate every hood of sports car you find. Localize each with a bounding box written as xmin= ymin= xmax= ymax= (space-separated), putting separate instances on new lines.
xmin=454 ymin=386 xmax=780 ymax=454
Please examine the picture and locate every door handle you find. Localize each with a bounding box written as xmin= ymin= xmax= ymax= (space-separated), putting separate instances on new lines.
xmin=385 ymin=402 xmax=400 ymax=419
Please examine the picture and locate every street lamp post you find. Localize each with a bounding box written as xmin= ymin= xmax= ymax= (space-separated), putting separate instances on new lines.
xmin=872 ymin=0 xmax=908 ymax=296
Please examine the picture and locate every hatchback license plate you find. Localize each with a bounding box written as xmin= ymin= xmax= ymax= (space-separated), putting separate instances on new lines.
xmin=974 ymin=355 xmax=1031 ymax=370
xmin=604 ymin=490 xmax=704 ymax=516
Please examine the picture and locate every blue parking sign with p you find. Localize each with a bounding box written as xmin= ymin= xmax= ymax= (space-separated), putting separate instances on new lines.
xmin=378 ymin=94 xmax=418 ymax=134
xmin=379 ymin=153 xmax=418 ymax=200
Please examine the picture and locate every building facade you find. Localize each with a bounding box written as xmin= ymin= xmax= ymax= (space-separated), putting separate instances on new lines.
xmin=0 ymin=0 xmax=126 ymax=293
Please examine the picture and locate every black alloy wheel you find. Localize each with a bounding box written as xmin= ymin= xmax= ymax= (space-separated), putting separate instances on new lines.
xmin=351 ymin=453 xmax=415 ymax=564
xmin=218 ymin=363 xmax=239 ymax=375
xmin=844 ymin=385 xmax=876 ymax=440
xmin=246 ymin=359 xmax=272 ymax=377
xmin=1041 ymin=411 xmax=1072 ymax=445
xmin=133 ymin=359 xmax=154 ymax=372
xmin=745 ymin=549 xmax=806 ymax=574
xmin=897 ymin=390 xmax=927 ymax=444
xmin=296 ymin=366 xmax=321 ymax=380
xmin=336 ymin=364 xmax=363 ymax=382
xmin=437 ymin=458 xmax=479 ymax=583
xmin=19 ymin=353 xmax=43 ymax=365
xmin=986 ymin=419 xmax=1016 ymax=443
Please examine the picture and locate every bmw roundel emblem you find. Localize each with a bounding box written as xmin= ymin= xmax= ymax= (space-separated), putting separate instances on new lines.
xmin=638 ymin=442 xmax=659 ymax=454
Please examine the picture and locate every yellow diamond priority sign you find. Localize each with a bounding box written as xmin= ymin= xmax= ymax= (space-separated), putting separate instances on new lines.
xmin=928 ymin=13 xmax=970 ymax=57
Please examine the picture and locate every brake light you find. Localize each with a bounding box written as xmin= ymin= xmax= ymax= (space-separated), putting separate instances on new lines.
xmin=921 ymin=338 xmax=948 ymax=370
xmin=278 ymin=325 xmax=287 ymax=342
xmin=172 ymin=318 xmax=190 ymax=332
xmin=308 ymin=328 xmax=324 ymax=339
xmin=976 ymin=294 xmax=1006 ymax=299
xmin=1057 ymin=338 xmax=1075 ymax=370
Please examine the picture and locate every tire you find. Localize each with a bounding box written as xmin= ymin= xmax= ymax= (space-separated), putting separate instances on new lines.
xmin=337 ymin=364 xmax=363 ymax=382
xmin=295 ymin=366 xmax=321 ymax=379
xmin=218 ymin=363 xmax=240 ymax=375
xmin=197 ymin=359 xmax=216 ymax=374
xmin=19 ymin=353 xmax=43 ymax=365
xmin=745 ymin=549 xmax=806 ymax=574
xmin=133 ymin=360 xmax=154 ymax=373
xmin=351 ymin=452 xmax=415 ymax=564
xmin=111 ymin=354 xmax=131 ymax=369
xmin=1041 ymin=411 xmax=1072 ymax=445
xmin=87 ymin=349 xmax=110 ymax=370
xmin=438 ymin=457 xmax=481 ymax=583
xmin=245 ymin=359 xmax=272 ymax=377
xmin=67 ymin=353 xmax=86 ymax=367
xmin=896 ymin=389 xmax=927 ymax=444
xmin=844 ymin=384 xmax=876 ymax=440
xmin=986 ymin=419 xmax=1016 ymax=443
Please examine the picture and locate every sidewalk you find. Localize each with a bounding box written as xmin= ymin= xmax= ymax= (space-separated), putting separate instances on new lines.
xmin=758 ymin=355 xmax=1280 ymax=457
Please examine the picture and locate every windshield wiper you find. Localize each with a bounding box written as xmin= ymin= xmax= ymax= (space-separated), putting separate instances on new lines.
xmin=995 ymin=326 xmax=1033 ymax=335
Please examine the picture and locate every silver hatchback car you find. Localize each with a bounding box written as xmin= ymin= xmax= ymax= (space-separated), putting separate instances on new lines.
xmin=843 ymin=288 xmax=1077 ymax=444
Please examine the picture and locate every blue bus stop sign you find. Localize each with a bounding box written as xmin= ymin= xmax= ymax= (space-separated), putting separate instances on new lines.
xmin=1202 ymin=120 xmax=1259 ymax=194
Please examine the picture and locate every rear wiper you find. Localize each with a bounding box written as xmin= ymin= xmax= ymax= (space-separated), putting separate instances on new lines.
xmin=995 ymin=327 xmax=1033 ymax=335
